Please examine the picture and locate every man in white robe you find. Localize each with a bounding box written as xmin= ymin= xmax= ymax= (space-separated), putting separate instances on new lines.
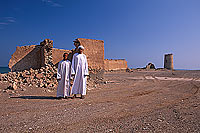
xmin=71 ymin=45 xmax=89 ymax=99
xmin=57 ymin=53 xmax=71 ymax=99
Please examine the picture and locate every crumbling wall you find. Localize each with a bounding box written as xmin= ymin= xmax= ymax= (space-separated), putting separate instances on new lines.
xmin=40 ymin=39 xmax=53 ymax=67
xmin=8 ymin=45 xmax=42 ymax=72
xmin=8 ymin=39 xmax=56 ymax=72
xmin=104 ymin=59 xmax=127 ymax=71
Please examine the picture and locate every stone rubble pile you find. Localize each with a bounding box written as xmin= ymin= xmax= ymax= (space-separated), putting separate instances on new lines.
xmin=126 ymin=68 xmax=133 ymax=73
xmin=0 ymin=65 xmax=103 ymax=91
xmin=0 ymin=64 xmax=58 ymax=90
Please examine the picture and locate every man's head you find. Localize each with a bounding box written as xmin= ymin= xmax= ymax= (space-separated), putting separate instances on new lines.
xmin=63 ymin=53 xmax=68 ymax=60
xmin=78 ymin=45 xmax=84 ymax=54
xmin=74 ymin=42 xmax=80 ymax=48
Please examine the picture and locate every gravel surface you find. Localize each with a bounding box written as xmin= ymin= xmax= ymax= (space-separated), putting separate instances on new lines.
xmin=0 ymin=70 xmax=200 ymax=132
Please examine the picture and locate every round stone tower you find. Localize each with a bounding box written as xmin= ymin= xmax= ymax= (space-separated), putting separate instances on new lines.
xmin=164 ymin=54 xmax=173 ymax=70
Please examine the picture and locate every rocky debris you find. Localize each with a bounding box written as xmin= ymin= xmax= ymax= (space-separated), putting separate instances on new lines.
xmin=12 ymin=82 xmax=18 ymax=90
xmin=126 ymin=68 xmax=135 ymax=73
xmin=2 ymin=83 xmax=18 ymax=94
xmin=0 ymin=64 xmax=58 ymax=89
xmin=87 ymin=78 xmax=102 ymax=88
xmin=104 ymin=69 xmax=127 ymax=73
xmin=87 ymin=67 xmax=105 ymax=88
xmin=103 ymin=68 xmax=134 ymax=73
xmin=0 ymin=64 xmax=102 ymax=90
xmin=5 ymin=82 xmax=17 ymax=90
xmin=89 ymin=68 xmax=104 ymax=79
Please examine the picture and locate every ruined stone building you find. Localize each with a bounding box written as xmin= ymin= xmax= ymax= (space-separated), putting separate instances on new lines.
xmin=164 ymin=54 xmax=174 ymax=70
xmin=9 ymin=38 xmax=128 ymax=77
xmin=9 ymin=39 xmax=70 ymax=72
xmin=145 ymin=63 xmax=156 ymax=70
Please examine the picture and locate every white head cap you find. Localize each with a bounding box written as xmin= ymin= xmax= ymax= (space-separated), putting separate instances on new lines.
xmin=78 ymin=45 xmax=84 ymax=50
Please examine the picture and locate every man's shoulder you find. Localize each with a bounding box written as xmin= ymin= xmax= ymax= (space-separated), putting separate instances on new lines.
xmin=59 ymin=60 xmax=64 ymax=64
xmin=63 ymin=60 xmax=71 ymax=64
xmin=73 ymin=53 xmax=86 ymax=58
xmin=66 ymin=60 xmax=71 ymax=64
xmin=74 ymin=53 xmax=78 ymax=56
xmin=82 ymin=54 xmax=87 ymax=58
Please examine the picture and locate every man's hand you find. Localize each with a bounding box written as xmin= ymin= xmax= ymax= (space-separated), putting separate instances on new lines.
xmin=70 ymin=80 xmax=73 ymax=86
xmin=71 ymin=74 xmax=75 ymax=80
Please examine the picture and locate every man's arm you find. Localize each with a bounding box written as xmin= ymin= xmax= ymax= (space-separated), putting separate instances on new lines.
xmin=71 ymin=54 xmax=76 ymax=76
xmin=84 ymin=55 xmax=89 ymax=76
xmin=57 ymin=62 xmax=62 ymax=80
xmin=68 ymin=62 xmax=72 ymax=80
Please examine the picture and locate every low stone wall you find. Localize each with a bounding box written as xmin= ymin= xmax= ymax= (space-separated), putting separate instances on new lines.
xmin=104 ymin=59 xmax=128 ymax=71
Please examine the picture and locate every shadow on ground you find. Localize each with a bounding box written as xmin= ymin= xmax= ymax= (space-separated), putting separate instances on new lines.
xmin=10 ymin=96 xmax=57 ymax=100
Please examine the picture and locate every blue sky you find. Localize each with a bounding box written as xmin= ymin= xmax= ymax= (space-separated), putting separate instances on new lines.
xmin=0 ymin=0 xmax=200 ymax=69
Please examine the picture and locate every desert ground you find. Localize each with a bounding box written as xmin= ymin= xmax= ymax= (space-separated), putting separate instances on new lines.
xmin=0 ymin=70 xmax=200 ymax=133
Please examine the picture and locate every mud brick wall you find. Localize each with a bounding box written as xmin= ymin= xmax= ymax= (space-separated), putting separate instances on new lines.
xmin=8 ymin=45 xmax=42 ymax=72
xmin=75 ymin=38 xmax=104 ymax=70
xmin=104 ymin=59 xmax=128 ymax=71
xmin=74 ymin=38 xmax=105 ymax=80
xmin=52 ymin=48 xmax=71 ymax=66
xmin=9 ymin=39 xmax=57 ymax=72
